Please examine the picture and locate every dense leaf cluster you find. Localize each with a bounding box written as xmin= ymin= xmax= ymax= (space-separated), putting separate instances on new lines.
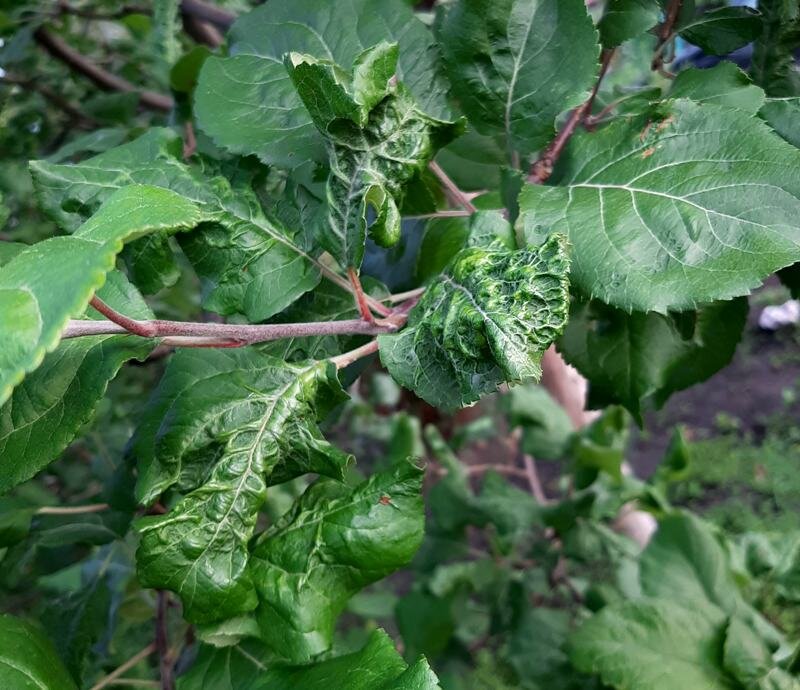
xmin=0 ymin=0 xmax=799 ymax=687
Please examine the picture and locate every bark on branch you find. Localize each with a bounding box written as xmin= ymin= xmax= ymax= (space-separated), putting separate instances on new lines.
xmin=33 ymin=27 xmax=174 ymax=112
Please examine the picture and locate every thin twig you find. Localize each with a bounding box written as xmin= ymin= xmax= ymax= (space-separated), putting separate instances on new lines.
xmin=34 ymin=28 xmax=174 ymax=112
xmin=181 ymin=13 xmax=224 ymax=48
xmin=330 ymin=340 xmax=380 ymax=369
xmin=56 ymin=2 xmax=150 ymax=19
xmin=405 ymin=210 xmax=472 ymax=220
xmin=89 ymin=643 xmax=156 ymax=690
xmin=0 ymin=74 xmax=98 ymax=127
xmin=348 ymin=268 xmax=377 ymax=322
xmin=37 ymin=503 xmax=109 ymax=515
xmin=529 ymin=48 xmax=615 ymax=184
xmin=67 ymin=296 xmax=401 ymax=346
xmin=156 ymin=592 xmax=174 ymax=690
xmin=385 ymin=287 xmax=426 ymax=303
xmin=652 ymin=0 xmax=682 ymax=73
xmin=521 ymin=454 xmax=549 ymax=504
xmin=428 ymin=161 xmax=478 ymax=214
xmin=180 ymin=0 xmax=235 ymax=30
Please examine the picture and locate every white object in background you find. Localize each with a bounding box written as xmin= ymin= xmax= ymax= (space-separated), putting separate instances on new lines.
xmin=758 ymin=300 xmax=800 ymax=331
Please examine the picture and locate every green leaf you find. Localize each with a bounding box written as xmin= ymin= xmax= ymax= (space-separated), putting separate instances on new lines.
xmin=287 ymin=44 xmax=462 ymax=269
xmin=680 ymin=7 xmax=763 ymax=56
xmin=599 ymin=0 xmax=660 ymax=48
xmin=379 ymin=235 xmax=570 ymax=411
xmin=42 ymin=575 xmax=111 ymax=685
xmin=436 ymin=0 xmax=600 ymax=156
xmin=0 ymin=184 xmax=206 ymax=407
xmin=194 ymin=0 xmax=451 ymax=168
xmin=506 ymin=384 xmax=574 ymax=460
xmin=416 ymin=217 xmax=471 ymax=284
xmin=558 ymin=298 xmax=747 ymax=423
xmin=761 ymin=97 xmax=800 ymax=148
xmin=0 ymin=614 xmax=78 ymax=690
xmin=519 ymin=99 xmax=800 ymax=312
xmin=252 ymin=629 xmax=440 ymax=689
xmin=177 ymin=640 xmax=274 ymax=690
xmin=151 ymin=0 xmax=181 ymax=79
xmin=640 ymin=512 xmax=741 ymax=611
xmin=671 ymin=63 xmax=766 ymax=114
xmin=640 ymin=512 xmax=783 ymax=648
xmin=570 ymin=406 xmax=629 ymax=484
xmin=0 ymin=272 xmax=155 ymax=493
xmin=177 ymin=641 xmax=272 ymax=690
xmin=30 ymin=129 xmax=323 ymax=320
xmin=569 ymin=600 xmax=738 ymax=690
xmin=249 ymin=461 xmax=425 ymax=661
xmin=751 ymin=0 xmax=800 ymax=97
xmin=723 ymin=617 xmax=800 ymax=690
xmin=134 ymin=351 xmax=351 ymax=624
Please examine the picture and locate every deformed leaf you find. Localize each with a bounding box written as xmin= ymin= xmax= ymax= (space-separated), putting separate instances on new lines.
xmin=287 ymin=43 xmax=462 ymax=270
xmin=569 ymin=600 xmax=738 ymax=690
xmin=0 ymin=272 xmax=156 ymax=494
xmin=252 ymin=629 xmax=440 ymax=689
xmin=30 ymin=129 xmax=322 ymax=321
xmin=558 ymin=298 xmax=747 ymax=423
xmin=379 ymin=235 xmax=570 ymax=411
xmin=520 ymin=99 xmax=800 ymax=312
xmin=134 ymin=350 xmax=351 ymax=624
xmin=0 ymin=614 xmax=78 ymax=690
xmin=250 ymin=461 xmax=425 ymax=661
xmin=436 ymin=0 xmax=600 ymax=155
xmin=194 ymin=0 xmax=451 ymax=168
xmin=0 ymin=184 xmax=207 ymax=407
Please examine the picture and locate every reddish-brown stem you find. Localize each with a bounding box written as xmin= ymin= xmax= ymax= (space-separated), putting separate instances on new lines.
xmin=80 ymin=296 xmax=400 ymax=345
xmin=179 ymin=0 xmax=235 ymax=30
xmin=429 ymin=161 xmax=478 ymax=214
xmin=529 ymin=48 xmax=615 ymax=184
xmin=330 ymin=339 xmax=380 ymax=369
xmin=156 ymin=592 xmax=174 ymax=690
xmin=652 ymin=0 xmax=683 ymax=73
xmin=348 ymin=268 xmax=392 ymax=320
xmin=88 ymin=643 xmax=156 ymax=690
xmin=34 ymin=28 xmax=174 ymax=112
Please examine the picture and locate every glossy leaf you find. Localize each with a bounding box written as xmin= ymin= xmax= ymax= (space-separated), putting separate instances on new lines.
xmin=0 ymin=272 xmax=155 ymax=493
xmin=194 ymin=0 xmax=451 ymax=168
xmin=0 ymin=614 xmax=78 ymax=690
xmin=671 ymin=63 xmax=766 ymax=114
xmin=134 ymin=351 xmax=351 ymax=624
xmin=250 ymin=461 xmax=424 ymax=661
xmin=559 ymin=298 xmax=747 ymax=423
xmin=569 ymin=600 xmax=737 ymax=690
xmin=287 ymin=44 xmax=462 ymax=269
xmin=0 ymin=184 xmax=206 ymax=407
xmin=379 ymin=235 xmax=570 ymax=410
xmin=520 ymin=99 xmax=800 ymax=312
xmin=436 ymin=0 xmax=600 ymax=155
xmin=252 ymin=629 xmax=440 ymax=689
xmin=599 ymin=0 xmax=660 ymax=48
xmin=30 ymin=129 xmax=322 ymax=321
xmin=679 ymin=7 xmax=763 ymax=56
